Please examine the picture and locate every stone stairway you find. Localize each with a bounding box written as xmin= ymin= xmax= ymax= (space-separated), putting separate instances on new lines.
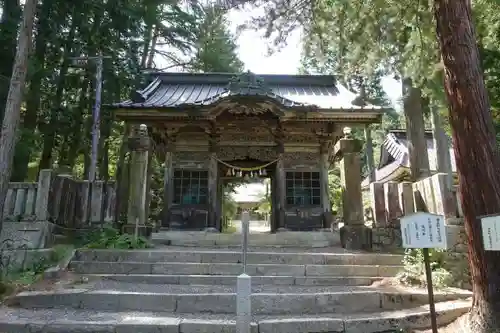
xmin=0 ymin=244 xmax=471 ymax=333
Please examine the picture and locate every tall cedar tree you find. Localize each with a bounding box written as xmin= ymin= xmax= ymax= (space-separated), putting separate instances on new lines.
xmin=434 ymin=0 xmax=500 ymax=331
xmin=0 ymin=0 xmax=38 ymax=233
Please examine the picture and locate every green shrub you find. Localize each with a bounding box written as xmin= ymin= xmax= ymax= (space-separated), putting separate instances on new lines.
xmin=396 ymin=248 xmax=453 ymax=289
xmin=83 ymin=224 xmax=152 ymax=249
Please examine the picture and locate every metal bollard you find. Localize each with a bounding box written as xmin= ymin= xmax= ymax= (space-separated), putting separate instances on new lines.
xmin=237 ymin=210 xmax=251 ymax=333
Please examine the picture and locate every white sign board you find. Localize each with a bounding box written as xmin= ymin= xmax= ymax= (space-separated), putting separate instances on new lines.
xmin=481 ymin=214 xmax=500 ymax=251
xmin=400 ymin=212 xmax=447 ymax=249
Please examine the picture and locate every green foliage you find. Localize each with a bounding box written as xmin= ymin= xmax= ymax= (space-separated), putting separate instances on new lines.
xmin=190 ymin=5 xmax=244 ymax=73
xmin=328 ymin=169 xmax=343 ymax=215
xmin=256 ymin=181 xmax=271 ymax=216
xmin=3 ymin=0 xmax=244 ymax=183
xmin=83 ymin=225 xmax=152 ymax=249
xmin=222 ymin=223 xmax=237 ymax=234
xmin=0 ymin=245 xmax=73 ymax=298
xmin=396 ymin=249 xmax=453 ymax=289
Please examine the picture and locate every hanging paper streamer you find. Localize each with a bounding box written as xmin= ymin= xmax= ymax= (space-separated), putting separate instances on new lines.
xmin=217 ymin=156 xmax=279 ymax=178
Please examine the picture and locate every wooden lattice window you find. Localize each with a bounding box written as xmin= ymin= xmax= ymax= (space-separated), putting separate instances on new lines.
xmin=173 ymin=170 xmax=208 ymax=205
xmin=285 ymin=171 xmax=321 ymax=206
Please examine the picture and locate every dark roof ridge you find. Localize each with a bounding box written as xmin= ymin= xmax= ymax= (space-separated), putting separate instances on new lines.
xmin=143 ymin=71 xmax=337 ymax=87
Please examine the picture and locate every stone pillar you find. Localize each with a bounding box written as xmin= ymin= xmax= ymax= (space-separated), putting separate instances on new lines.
xmin=369 ymin=182 xmax=387 ymax=227
xmin=124 ymin=124 xmax=151 ymax=238
xmin=402 ymin=78 xmax=431 ymax=180
xmin=320 ymin=141 xmax=332 ymax=228
xmin=336 ymin=128 xmax=371 ymax=250
xmin=364 ymin=125 xmax=375 ymax=183
xmin=207 ymin=134 xmax=219 ymax=231
xmin=35 ymin=169 xmax=52 ymax=221
xmin=431 ymin=105 xmax=457 ymax=221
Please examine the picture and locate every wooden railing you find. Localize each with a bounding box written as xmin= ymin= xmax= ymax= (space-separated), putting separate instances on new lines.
xmin=368 ymin=173 xmax=463 ymax=227
xmin=3 ymin=169 xmax=116 ymax=229
xmin=368 ymin=173 xmax=466 ymax=252
xmin=3 ymin=182 xmax=38 ymax=221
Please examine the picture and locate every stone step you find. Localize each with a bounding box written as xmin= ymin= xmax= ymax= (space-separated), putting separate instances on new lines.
xmin=152 ymin=231 xmax=341 ymax=247
xmin=74 ymin=249 xmax=403 ymax=266
xmin=69 ymin=261 xmax=404 ymax=277
xmin=11 ymin=286 xmax=471 ymax=315
xmin=0 ymin=299 xmax=471 ymax=333
xmin=83 ymin=274 xmax=384 ymax=286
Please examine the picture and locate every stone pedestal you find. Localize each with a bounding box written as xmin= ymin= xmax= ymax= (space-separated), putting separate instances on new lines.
xmin=340 ymin=224 xmax=372 ymax=250
xmin=126 ymin=124 xmax=150 ymax=234
xmin=122 ymin=224 xmax=153 ymax=239
xmin=335 ymin=133 xmax=372 ymax=250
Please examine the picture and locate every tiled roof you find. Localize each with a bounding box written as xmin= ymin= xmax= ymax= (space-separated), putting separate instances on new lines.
xmin=112 ymin=71 xmax=383 ymax=111
xmin=361 ymin=130 xmax=456 ymax=188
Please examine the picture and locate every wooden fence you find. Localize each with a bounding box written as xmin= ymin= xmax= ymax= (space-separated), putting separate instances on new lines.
xmin=368 ymin=173 xmax=466 ymax=252
xmin=3 ymin=169 xmax=116 ymax=229
xmin=368 ymin=173 xmax=463 ymax=227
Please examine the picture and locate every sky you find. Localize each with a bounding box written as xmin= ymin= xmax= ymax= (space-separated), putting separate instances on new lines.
xmin=226 ymin=8 xmax=403 ymax=108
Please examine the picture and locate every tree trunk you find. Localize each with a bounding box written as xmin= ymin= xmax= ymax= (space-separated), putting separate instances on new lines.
xmin=0 ymin=0 xmax=22 ymax=125
xmin=60 ymin=78 xmax=89 ymax=169
xmin=38 ymin=11 xmax=78 ymax=170
xmin=0 ymin=0 xmax=38 ymax=232
xmin=68 ymin=83 xmax=89 ymax=170
xmin=146 ymin=26 xmax=158 ymax=69
xmin=141 ymin=23 xmax=153 ymax=69
xmin=433 ymin=1 xmax=500 ymax=331
xmin=11 ymin=0 xmax=52 ymax=181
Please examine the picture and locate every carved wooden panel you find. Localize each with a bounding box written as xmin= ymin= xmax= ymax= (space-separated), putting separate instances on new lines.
xmin=217 ymin=146 xmax=279 ymax=161
xmin=219 ymin=132 xmax=275 ymax=143
xmin=282 ymin=152 xmax=319 ymax=166
xmin=173 ymin=152 xmax=209 ymax=162
xmin=176 ymin=132 xmax=209 ymax=141
xmin=284 ymin=134 xmax=320 ymax=144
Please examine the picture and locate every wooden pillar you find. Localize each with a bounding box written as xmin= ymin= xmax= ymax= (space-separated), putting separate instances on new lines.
xmin=216 ymin=176 xmax=223 ymax=231
xmin=125 ymin=124 xmax=150 ymax=235
xmin=320 ymin=141 xmax=332 ymax=228
xmin=275 ymin=156 xmax=286 ymax=230
xmin=207 ymin=134 xmax=219 ymax=230
xmin=402 ymin=78 xmax=431 ymax=180
xmin=270 ymin=176 xmax=277 ymax=232
xmin=364 ymin=125 xmax=375 ymax=183
xmin=162 ymin=150 xmax=173 ymax=228
xmin=273 ymin=124 xmax=286 ymax=231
